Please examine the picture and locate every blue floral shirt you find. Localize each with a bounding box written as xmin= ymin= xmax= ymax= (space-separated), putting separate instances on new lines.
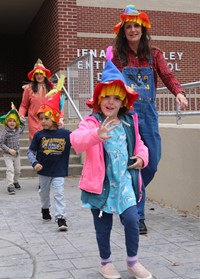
xmin=102 ymin=123 xmax=136 ymax=214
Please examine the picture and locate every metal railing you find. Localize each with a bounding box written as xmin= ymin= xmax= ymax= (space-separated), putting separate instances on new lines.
xmin=156 ymin=81 xmax=200 ymax=124
xmin=67 ymin=51 xmax=94 ymax=120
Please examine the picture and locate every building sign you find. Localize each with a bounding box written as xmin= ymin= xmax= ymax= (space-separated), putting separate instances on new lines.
xmin=163 ymin=52 xmax=183 ymax=72
xmin=77 ymin=49 xmax=106 ymax=81
xmin=77 ymin=49 xmax=183 ymax=81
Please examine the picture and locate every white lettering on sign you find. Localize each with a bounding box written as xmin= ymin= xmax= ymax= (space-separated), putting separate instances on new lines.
xmin=94 ymin=61 xmax=101 ymax=69
xmin=177 ymin=52 xmax=183 ymax=60
xmin=99 ymin=49 xmax=106 ymax=58
xmin=163 ymin=52 xmax=183 ymax=71
xmin=77 ymin=60 xmax=90 ymax=70
xmin=163 ymin=52 xmax=183 ymax=60
xmin=168 ymin=63 xmax=181 ymax=72
xmin=77 ymin=49 xmax=106 ymax=58
xmin=97 ymin=73 xmax=102 ymax=81
xmin=77 ymin=49 xmax=183 ymax=80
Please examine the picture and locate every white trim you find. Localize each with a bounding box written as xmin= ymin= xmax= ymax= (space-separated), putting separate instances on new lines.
xmin=77 ymin=32 xmax=200 ymax=42
xmin=76 ymin=0 xmax=200 ymax=13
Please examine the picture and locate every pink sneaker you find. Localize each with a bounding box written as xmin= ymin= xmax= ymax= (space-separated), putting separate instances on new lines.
xmin=99 ymin=263 xmax=121 ymax=279
xmin=127 ymin=262 xmax=152 ymax=279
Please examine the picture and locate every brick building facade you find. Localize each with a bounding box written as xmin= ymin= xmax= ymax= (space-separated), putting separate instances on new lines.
xmin=0 ymin=0 xmax=199 ymax=114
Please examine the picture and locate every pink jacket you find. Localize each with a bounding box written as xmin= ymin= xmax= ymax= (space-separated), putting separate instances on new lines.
xmin=70 ymin=114 xmax=148 ymax=198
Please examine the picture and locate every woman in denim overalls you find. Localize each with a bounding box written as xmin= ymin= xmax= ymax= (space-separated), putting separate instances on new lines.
xmin=110 ymin=4 xmax=188 ymax=234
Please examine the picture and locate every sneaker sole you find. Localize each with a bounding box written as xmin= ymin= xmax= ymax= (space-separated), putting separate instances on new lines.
xmin=127 ymin=267 xmax=152 ymax=279
xmin=99 ymin=264 xmax=121 ymax=279
xmin=99 ymin=271 xmax=121 ymax=279
xmin=139 ymin=230 xmax=148 ymax=235
xmin=58 ymin=225 xmax=68 ymax=232
xmin=8 ymin=192 xmax=15 ymax=195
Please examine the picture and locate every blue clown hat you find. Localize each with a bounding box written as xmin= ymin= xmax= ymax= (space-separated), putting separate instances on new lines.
xmin=86 ymin=60 xmax=138 ymax=109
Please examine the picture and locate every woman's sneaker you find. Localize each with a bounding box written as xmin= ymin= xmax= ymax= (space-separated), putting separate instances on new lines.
xmin=127 ymin=262 xmax=152 ymax=279
xmin=139 ymin=220 xmax=148 ymax=235
xmin=57 ymin=218 xmax=68 ymax=231
xmin=41 ymin=208 xmax=52 ymax=221
xmin=7 ymin=185 xmax=15 ymax=195
xmin=99 ymin=263 xmax=121 ymax=279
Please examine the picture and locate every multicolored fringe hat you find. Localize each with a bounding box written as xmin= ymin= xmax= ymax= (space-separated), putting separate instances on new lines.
xmin=37 ymin=75 xmax=66 ymax=123
xmin=86 ymin=60 xmax=138 ymax=110
xmin=0 ymin=102 xmax=24 ymax=128
xmin=114 ymin=4 xmax=151 ymax=34
xmin=27 ymin=58 xmax=51 ymax=81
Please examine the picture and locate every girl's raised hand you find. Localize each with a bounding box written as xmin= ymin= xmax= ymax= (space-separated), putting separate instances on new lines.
xmin=97 ymin=117 xmax=118 ymax=140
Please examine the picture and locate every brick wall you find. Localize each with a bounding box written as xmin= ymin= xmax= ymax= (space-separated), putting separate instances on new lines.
xmin=25 ymin=0 xmax=77 ymax=96
xmin=25 ymin=0 xmax=60 ymax=75
xmin=57 ymin=0 xmax=77 ymax=70
xmin=26 ymin=0 xmax=77 ymax=73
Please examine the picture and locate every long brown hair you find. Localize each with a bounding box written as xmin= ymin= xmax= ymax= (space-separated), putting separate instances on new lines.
xmin=32 ymin=77 xmax=53 ymax=93
xmin=113 ymin=25 xmax=152 ymax=66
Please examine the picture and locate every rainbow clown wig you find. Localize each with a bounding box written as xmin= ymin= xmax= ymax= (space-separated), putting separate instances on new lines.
xmin=86 ymin=60 xmax=138 ymax=111
xmin=114 ymin=4 xmax=151 ymax=34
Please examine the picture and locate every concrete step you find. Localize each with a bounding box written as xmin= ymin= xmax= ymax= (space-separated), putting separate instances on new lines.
xmin=0 ymin=149 xmax=83 ymax=178
xmin=12 ymin=145 xmax=78 ymax=156
xmin=0 ymin=153 xmax=81 ymax=167
xmin=0 ymin=164 xmax=83 ymax=179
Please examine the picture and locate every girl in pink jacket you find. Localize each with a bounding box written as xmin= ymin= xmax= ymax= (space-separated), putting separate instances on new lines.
xmin=70 ymin=60 xmax=152 ymax=279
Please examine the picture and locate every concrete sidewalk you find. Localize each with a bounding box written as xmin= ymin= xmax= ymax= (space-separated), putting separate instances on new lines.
xmin=0 ymin=176 xmax=199 ymax=279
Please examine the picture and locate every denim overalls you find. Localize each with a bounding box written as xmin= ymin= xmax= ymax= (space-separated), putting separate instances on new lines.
xmin=122 ymin=58 xmax=161 ymax=220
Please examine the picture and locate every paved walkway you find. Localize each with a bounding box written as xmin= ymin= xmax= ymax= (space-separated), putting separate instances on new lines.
xmin=0 ymin=176 xmax=199 ymax=279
